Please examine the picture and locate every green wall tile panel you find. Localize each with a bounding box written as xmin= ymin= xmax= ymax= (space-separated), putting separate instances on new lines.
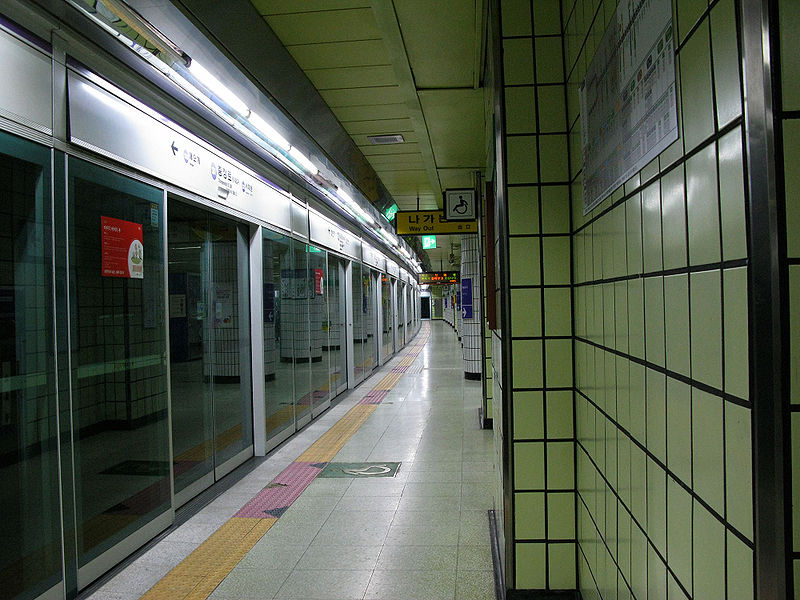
xmin=718 ymin=127 xmax=747 ymax=261
xmin=515 ymin=491 xmax=546 ymax=538
xmin=693 ymin=503 xmax=726 ymax=600
xmin=680 ymin=21 xmax=714 ymax=152
xmin=505 ymin=86 xmax=538 ymax=134
xmin=508 ymin=186 xmax=541 ymax=235
xmin=666 ymin=378 xmax=692 ymax=486
xmin=512 ymin=339 xmax=543 ymax=388
xmin=690 ymin=270 xmax=723 ymax=389
xmin=509 ymin=237 xmax=542 ymax=285
xmin=511 ymin=288 xmax=543 ymax=336
xmin=514 ymin=441 xmax=545 ymax=488
xmin=664 ymin=274 xmax=690 ymax=377
xmin=692 ymin=389 xmax=725 ymax=513
xmin=501 ymin=0 xmax=532 ymax=37
xmin=686 ymin=143 xmax=721 ymax=266
xmin=661 ymin=166 xmax=688 ymax=270
xmin=725 ymin=402 xmax=753 ymax=540
xmin=667 ymin=477 xmax=693 ymax=590
xmin=723 ymin=267 xmax=749 ymax=399
xmin=515 ymin=542 xmax=547 ymax=588
xmin=710 ymin=0 xmax=742 ymax=128
xmin=507 ymin=135 xmax=540 ymax=183
xmin=504 ymin=38 xmax=535 ymax=84
xmin=513 ymin=390 xmax=544 ymax=439
xmin=546 ymin=391 xmax=574 ymax=438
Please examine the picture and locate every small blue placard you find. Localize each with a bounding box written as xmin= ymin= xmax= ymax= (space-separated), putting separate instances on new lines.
xmin=461 ymin=277 xmax=473 ymax=319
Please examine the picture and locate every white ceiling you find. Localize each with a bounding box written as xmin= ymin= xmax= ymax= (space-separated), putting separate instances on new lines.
xmin=250 ymin=0 xmax=488 ymax=268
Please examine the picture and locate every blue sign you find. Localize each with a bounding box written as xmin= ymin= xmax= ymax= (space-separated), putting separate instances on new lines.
xmin=461 ymin=277 xmax=473 ymax=319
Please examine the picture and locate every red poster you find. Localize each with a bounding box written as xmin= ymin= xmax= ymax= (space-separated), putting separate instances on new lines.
xmin=314 ymin=268 xmax=324 ymax=295
xmin=101 ymin=216 xmax=144 ymax=279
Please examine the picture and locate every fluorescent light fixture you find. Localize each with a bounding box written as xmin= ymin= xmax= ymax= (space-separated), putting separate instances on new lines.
xmin=188 ymin=61 xmax=249 ymax=116
xmin=289 ymin=147 xmax=317 ymax=174
xmin=248 ymin=112 xmax=291 ymax=151
xmin=337 ymin=190 xmax=375 ymax=225
xmin=379 ymin=228 xmax=398 ymax=247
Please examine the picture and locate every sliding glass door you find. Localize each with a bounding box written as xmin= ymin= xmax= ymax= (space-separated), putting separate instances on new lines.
xmin=67 ymin=157 xmax=171 ymax=584
xmin=167 ymin=198 xmax=252 ymax=504
xmin=0 ymin=131 xmax=63 ymax=600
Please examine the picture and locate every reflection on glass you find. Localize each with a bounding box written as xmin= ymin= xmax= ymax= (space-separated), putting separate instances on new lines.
xmin=168 ymin=198 xmax=252 ymax=494
xmin=0 ymin=133 xmax=62 ymax=599
xmin=287 ymin=240 xmax=311 ymax=422
xmin=263 ymin=229 xmax=294 ymax=441
xmin=310 ymin=249 xmax=329 ymax=410
xmin=381 ymin=276 xmax=392 ymax=359
xmin=68 ymin=157 xmax=169 ymax=566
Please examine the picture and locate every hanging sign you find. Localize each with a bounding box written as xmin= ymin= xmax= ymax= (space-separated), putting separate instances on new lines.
xmin=101 ymin=216 xmax=143 ymax=279
xmin=395 ymin=210 xmax=477 ymax=235
xmin=444 ymin=189 xmax=476 ymax=221
xmin=461 ymin=277 xmax=473 ymax=319
xmin=580 ymin=0 xmax=678 ymax=214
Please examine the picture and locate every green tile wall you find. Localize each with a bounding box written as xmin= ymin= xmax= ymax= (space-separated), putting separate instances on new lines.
xmin=565 ymin=0 xmax=753 ymax=597
xmin=781 ymin=0 xmax=800 ymax=593
xmin=498 ymin=0 xmax=576 ymax=591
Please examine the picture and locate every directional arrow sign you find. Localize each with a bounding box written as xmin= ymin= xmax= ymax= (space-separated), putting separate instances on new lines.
xmin=171 ymin=141 xmax=178 ymax=155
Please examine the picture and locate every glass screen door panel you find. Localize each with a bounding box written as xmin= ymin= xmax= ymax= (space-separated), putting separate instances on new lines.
xmin=395 ymin=282 xmax=402 ymax=349
xmin=263 ymin=229 xmax=295 ymax=444
xmin=168 ymin=199 xmax=253 ymax=496
xmin=326 ymin=256 xmax=347 ymax=397
xmin=351 ymin=262 xmax=365 ymax=383
xmin=210 ymin=220 xmax=252 ymax=470
xmin=310 ymin=248 xmax=329 ymax=414
xmin=0 ymin=132 xmax=63 ymax=600
xmin=289 ymin=240 xmax=311 ymax=425
xmin=68 ymin=157 xmax=170 ymax=567
xmin=381 ymin=275 xmax=392 ymax=360
xmin=168 ymin=200 xmax=213 ymax=495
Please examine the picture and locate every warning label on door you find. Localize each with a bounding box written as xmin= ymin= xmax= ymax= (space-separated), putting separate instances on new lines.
xmin=101 ymin=216 xmax=144 ymax=279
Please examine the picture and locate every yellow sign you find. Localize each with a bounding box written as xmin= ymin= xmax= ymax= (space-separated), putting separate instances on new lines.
xmin=395 ymin=210 xmax=478 ymax=235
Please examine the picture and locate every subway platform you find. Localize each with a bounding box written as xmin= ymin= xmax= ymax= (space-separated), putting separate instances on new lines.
xmin=84 ymin=321 xmax=495 ymax=600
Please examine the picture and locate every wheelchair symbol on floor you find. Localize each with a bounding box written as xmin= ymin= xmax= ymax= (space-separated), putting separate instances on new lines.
xmin=342 ymin=465 xmax=392 ymax=476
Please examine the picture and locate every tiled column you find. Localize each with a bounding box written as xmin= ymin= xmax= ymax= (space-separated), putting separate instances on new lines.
xmin=494 ymin=0 xmax=575 ymax=591
xmin=461 ymin=234 xmax=482 ymax=379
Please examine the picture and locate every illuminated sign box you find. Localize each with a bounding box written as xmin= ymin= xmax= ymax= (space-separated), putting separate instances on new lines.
xmin=419 ymin=271 xmax=459 ymax=285
xmin=395 ymin=210 xmax=477 ymax=235
xmin=422 ymin=235 xmax=437 ymax=249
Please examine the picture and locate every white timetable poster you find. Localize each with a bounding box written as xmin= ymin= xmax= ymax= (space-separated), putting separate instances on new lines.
xmin=580 ymin=0 xmax=678 ymax=214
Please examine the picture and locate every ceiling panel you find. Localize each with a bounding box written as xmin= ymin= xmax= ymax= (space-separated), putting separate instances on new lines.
xmin=333 ymin=103 xmax=410 ymax=122
xmin=263 ymin=8 xmax=380 ymax=45
xmin=252 ymin=0 xmax=370 ymax=15
xmin=393 ymin=0 xmax=476 ymax=88
xmin=343 ymin=118 xmax=414 ymax=135
xmin=360 ymin=142 xmax=420 ymax=156
xmin=419 ymin=89 xmax=485 ymax=167
xmin=287 ymin=40 xmax=390 ymax=69
xmin=306 ymin=65 xmax=397 ymax=90
xmin=320 ymin=86 xmax=404 ymax=108
xmin=437 ymin=168 xmax=475 ymax=190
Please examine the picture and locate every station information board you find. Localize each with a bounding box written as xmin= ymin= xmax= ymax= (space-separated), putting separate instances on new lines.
xmin=419 ymin=271 xmax=460 ymax=285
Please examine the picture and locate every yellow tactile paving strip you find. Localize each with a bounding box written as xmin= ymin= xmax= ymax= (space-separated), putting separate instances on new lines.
xmin=296 ymin=404 xmax=378 ymax=463
xmin=140 ymin=324 xmax=430 ymax=600
xmin=140 ymin=517 xmax=277 ymax=600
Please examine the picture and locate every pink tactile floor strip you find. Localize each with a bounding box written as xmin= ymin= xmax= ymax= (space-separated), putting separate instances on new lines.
xmin=359 ymin=389 xmax=388 ymax=405
xmin=234 ymin=461 xmax=324 ymax=518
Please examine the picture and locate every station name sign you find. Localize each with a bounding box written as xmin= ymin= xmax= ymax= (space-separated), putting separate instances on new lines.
xmin=419 ymin=271 xmax=460 ymax=285
xmin=395 ymin=210 xmax=477 ymax=235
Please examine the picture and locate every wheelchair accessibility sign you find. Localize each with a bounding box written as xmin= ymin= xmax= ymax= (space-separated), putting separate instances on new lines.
xmin=444 ymin=189 xmax=476 ymax=221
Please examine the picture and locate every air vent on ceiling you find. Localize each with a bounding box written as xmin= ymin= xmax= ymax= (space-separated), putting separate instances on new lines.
xmin=367 ymin=134 xmax=405 ymax=145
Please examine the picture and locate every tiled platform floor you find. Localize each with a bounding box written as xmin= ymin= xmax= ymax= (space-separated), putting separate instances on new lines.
xmin=87 ymin=321 xmax=495 ymax=600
